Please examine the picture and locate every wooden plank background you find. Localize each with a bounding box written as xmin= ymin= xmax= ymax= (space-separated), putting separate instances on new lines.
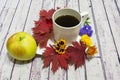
xmin=0 ymin=0 xmax=120 ymax=80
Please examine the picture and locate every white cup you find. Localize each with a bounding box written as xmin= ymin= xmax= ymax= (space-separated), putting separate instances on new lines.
xmin=52 ymin=8 xmax=88 ymax=44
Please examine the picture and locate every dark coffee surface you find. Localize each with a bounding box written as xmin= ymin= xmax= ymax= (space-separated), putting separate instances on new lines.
xmin=55 ymin=15 xmax=79 ymax=27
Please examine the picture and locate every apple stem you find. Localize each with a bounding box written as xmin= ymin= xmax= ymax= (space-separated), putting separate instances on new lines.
xmin=19 ymin=36 xmax=24 ymax=41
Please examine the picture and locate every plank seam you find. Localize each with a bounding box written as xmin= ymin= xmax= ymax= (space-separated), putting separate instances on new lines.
xmin=0 ymin=0 xmax=12 ymax=33
xmin=84 ymin=64 xmax=87 ymax=80
xmin=66 ymin=70 xmax=68 ymax=80
xmin=41 ymin=0 xmax=44 ymax=9
xmin=28 ymin=0 xmax=44 ymax=80
xmin=47 ymin=66 xmax=50 ymax=80
xmin=114 ymin=0 xmax=120 ymax=15
xmin=0 ymin=0 xmax=20 ymax=55
xmin=102 ymin=0 xmax=120 ymax=63
xmin=0 ymin=23 xmax=2 ymax=32
xmin=78 ymin=0 xmax=80 ymax=12
xmin=3 ymin=0 xmax=21 ymax=79
xmin=23 ymin=0 xmax=33 ymax=31
xmin=28 ymin=58 xmax=34 ymax=80
xmin=89 ymin=0 xmax=107 ymax=80
xmin=79 ymin=1 xmax=87 ymax=79
xmin=94 ymin=56 xmax=101 ymax=58
xmin=0 ymin=0 xmax=8 ymax=17
xmin=65 ymin=0 xmax=68 ymax=8
xmin=0 ymin=0 xmax=22 ymax=79
xmin=54 ymin=0 xmax=56 ymax=9
xmin=10 ymin=60 xmax=16 ymax=80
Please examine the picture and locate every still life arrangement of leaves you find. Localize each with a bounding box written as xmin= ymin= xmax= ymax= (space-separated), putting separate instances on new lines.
xmin=32 ymin=8 xmax=97 ymax=73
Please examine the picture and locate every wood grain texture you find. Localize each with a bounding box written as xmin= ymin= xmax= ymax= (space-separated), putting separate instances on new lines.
xmin=29 ymin=0 xmax=50 ymax=80
xmin=114 ymin=0 xmax=120 ymax=15
xmin=9 ymin=0 xmax=34 ymax=79
xmin=0 ymin=0 xmax=20 ymax=79
xmin=44 ymin=0 xmax=67 ymax=80
xmin=0 ymin=0 xmax=19 ymax=54
xmin=79 ymin=0 xmax=105 ymax=80
xmin=0 ymin=0 xmax=33 ymax=80
xmin=0 ymin=0 xmax=8 ymax=17
xmin=79 ymin=0 xmax=100 ymax=57
xmin=89 ymin=0 xmax=120 ymax=80
xmin=102 ymin=0 xmax=120 ymax=62
xmin=67 ymin=0 xmax=86 ymax=80
xmin=0 ymin=0 xmax=120 ymax=80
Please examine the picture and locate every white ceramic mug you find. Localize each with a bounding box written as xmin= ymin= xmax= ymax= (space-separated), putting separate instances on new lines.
xmin=52 ymin=8 xmax=88 ymax=44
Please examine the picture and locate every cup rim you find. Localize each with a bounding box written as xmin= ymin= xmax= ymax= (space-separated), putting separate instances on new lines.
xmin=52 ymin=8 xmax=82 ymax=29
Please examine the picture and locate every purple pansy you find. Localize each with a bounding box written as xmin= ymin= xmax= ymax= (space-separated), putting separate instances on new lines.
xmin=79 ymin=25 xmax=93 ymax=37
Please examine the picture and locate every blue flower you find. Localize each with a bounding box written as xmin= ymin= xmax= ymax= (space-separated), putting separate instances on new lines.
xmin=79 ymin=25 xmax=93 ymax=37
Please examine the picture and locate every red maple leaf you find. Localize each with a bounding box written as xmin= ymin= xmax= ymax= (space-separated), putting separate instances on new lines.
xmin=32 ymin=19 xmax=52 ymax=34
xmin=66 ymin=41 xmax=87 ymax=69
xmin=42 ymin=45 xmax=69 ymax=72
xmin=32 ymin=32 xmax=51 ymax=48
xmin=40 ymin=9 xmax=56 ymax=20
xmin=32 ymin=9 xmax=56 ymax=48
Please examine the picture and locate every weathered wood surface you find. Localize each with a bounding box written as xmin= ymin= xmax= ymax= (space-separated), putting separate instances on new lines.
xmin=0 ymin=0 xmax=120 ymax=80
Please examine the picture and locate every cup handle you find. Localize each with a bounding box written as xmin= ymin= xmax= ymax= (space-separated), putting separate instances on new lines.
xmin=80 ymin=11 xmax=89 ymax=25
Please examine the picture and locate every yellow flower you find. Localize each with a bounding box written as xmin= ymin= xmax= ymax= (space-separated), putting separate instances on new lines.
xmin=81 ymin=34 xmax=92 ymax=47
xmin=87 ymin=45 xmax=97 ymax=56
xmin=55 ymin=39 xmax=67 ymax=54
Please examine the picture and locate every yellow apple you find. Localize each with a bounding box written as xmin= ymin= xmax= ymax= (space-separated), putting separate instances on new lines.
xmin=6 ymin=32 xmax=37 ymax=60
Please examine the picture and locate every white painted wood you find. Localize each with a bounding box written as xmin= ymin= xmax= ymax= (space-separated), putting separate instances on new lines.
xmin=11 ymin=61 xmax=32 ymax=80
xmin=0 ymin=0 xmax=33 ymax=79
xmin=67 ymin=0 xmax=79 ymax=11
xmin=68 ymin=65 xmax=85 ymax=80
xmin=42 ymin=0 xmax=55 ymax=10
xmin=79 ymin=0 xmax=100 ymax=57
xmin=0 ymin=0 xmax=20 ymax=79
xmin=67 ymin=0 xmax=86 ymax=80
xmin=8 ymin=0 xmax=32 ymax=79
xmin=47 ymin=1 xmax=69 ymax=80
xmin=23 ymin=0 xmax=42 ymax=34
xmin=8 ymin=0 xmax=31 ymax=32
xmin=8 ymin=0 xmax=43 ymax=80
xmin=79 ymin=0 xmax=105 ymax=80
xmin=0 ymin=0 xmax=13 ymax=35
xmin=115 ymin=0 xmax=120 ymax=13
xmin=0 ymin=0 xmax=19 ymax=50
xmin=24 ymin=0 xmax=50 ymax=80
xmin=86 ymin=58 xmax=105 ymax=80
xmin=54 ymin=0 xmax=66 ymax=8
xmin=30 ymin=57 xmax=49 ymax=80
xmin=90 ymin=0 xmax=120 ymax=80
xmin=0 ymin=0 xmax=120 ymax=80
xmin=0 ymin=0 xmax=7 ymax=16
xmin=0 ymin=0 xmax=13 ymax=24
xmin=0 ymin=51 xmax=14 ymax=80
xmin=48 ymin=68 xmax=67 ymax=80
xmin=40 ymin=0 xmax=67 ymax=80
xmin=103 ymin=0 xmax=120 ymax=60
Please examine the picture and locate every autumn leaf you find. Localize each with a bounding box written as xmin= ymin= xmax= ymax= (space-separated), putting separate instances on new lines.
xmin=47 ymin=9 xmax=56 ymax=19
xmin=40 ymin=10 xmax=47 ymax=18
xmin=31 ymin=8 xmax=97 ymax=73
xmin=38 ymin=33 xmax=51 ymax=48
xmin=32 ymin=9 xmax=56 ymax=48
xmin=42 ymin=45 xmax=69 ymax=73
xmin=67 ymin=41 xmax=87 ymax=69
xmin=40 ymin=9 xmax=56 ymax=19
xmin=52 ymin=57 xmax=59 ymax=72
xmin=43 ymin=56 xmax=51 ymax=67
xmin=57 ymin=54 xmax=69 ymax=70
xmin=32 ymin=21 xmax=49 ymax=34
xmin=32 ymin=19 xmax=53 ymax=34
